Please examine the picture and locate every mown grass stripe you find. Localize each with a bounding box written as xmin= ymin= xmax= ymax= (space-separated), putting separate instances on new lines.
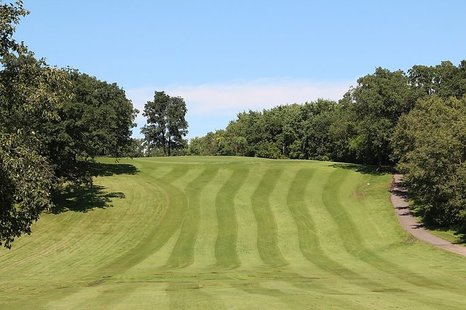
xmin=232 ymin=166 xmax=264 ymax=267
xmin=191 ymin=168 xmax=232 ymax=268
xmin=166 ymin=167 xmax=219 ymax=268
xmin=95 ymin=167 xmax=190 ymax=276
xmin=267 ymin=167 xmax=309 ymax=268
xmin=232 ymin=279 xmax=374 ymax=310
xmin=251 ymin=168 xmax=288 ymax=267
xmin=156 ymin=166 xmax=188 ymax=183
xmin=322 ymin=169 xmax=466 ymax=308
xmin=166 ymin=282 xmax=226 ymax=310
xmin=286 ymin=168 xmax=388 ymax=291
xmin=3 ymin=157 xmax=466 ymax=309
xmin=214 ymin=168 xmax=249 ymax=268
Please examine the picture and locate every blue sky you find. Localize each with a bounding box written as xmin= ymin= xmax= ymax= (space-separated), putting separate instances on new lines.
xmin=15 ymin=0 xmax=466 ymax=138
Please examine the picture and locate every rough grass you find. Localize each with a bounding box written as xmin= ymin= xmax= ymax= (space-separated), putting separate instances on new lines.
xmin=429 ymin=229 xmax=466 ymax=245
xmin=0 ymin=156 xmax=465 ymax=309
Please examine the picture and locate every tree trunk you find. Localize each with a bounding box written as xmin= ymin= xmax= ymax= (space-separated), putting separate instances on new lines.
xmin=168 ymin=136 xmax=171 ymax=156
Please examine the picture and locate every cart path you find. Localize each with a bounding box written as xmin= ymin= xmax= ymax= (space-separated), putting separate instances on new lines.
xmin=391 ymin=174 xmax=466 ymax=257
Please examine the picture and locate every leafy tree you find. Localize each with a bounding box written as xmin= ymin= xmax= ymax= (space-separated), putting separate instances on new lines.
xmin=38 ymin=70 xmax=138 ymax=183
xmin=340 ymin=67 xmax=417 ymax=165
xmin=299 ymin=100 xmax=338 ymax=160
xmin=0 ymin=133 xmax=54 ymax=248
xmin=225 ymin=110 xmax=262 ymax=157
xmin=65 ymin=71 xmax=138 ymax=157
xmin=0 ymin=1 xmax=138 ymax=246
xmin=0 ymin=0 xmax=62 ymax=247
xmin=189 ymin=130 xmax=228 ymax=156
xmin=392 ymin=96 xmax=466 ymax=227
xmin=142 ymin=91 xmax=188 ymax=156
xmin=142 ymin=91 xmax=169 ymax=155
xmin=125 ymin=138 xmax=147 ymax=157
xmin=166 ymin=96 xmax=188 ymax=155
xmin=408 ymin=61 xmax=466 ymax=99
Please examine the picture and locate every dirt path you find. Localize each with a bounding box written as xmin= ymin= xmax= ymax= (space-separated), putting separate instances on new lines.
xmin=391 ymin=174 xmax=466 ymax=257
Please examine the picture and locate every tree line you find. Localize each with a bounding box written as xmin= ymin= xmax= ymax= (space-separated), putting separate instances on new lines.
xmin=0 ymin=1 xmax=138 ymax=247
xmin=189 ymin=62 xmax=466 ymax=231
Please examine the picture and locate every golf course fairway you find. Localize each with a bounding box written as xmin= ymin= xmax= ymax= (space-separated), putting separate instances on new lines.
xmin=0 ymin=157 xmax=465 ymax=309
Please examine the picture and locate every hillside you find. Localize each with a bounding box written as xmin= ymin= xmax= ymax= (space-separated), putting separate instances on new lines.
xmin=0 ymin=157 xmax=465 ymax=309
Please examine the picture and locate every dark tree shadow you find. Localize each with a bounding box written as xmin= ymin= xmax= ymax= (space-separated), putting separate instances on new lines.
xmin=86 ymin=162 xmax=139 ymax=177
xmin=51 ymin=185 xmax=126 ymax=214
xmin=391 ymin=188 xmax=408 ymax=200
xmin=50 ymin=162 xmax=137 ymax=214
xmin=329 ymin=163 xmax=395 ymax=175
xmin=458 ymin=233 xmax=466 ymax=244
xmin=420 ymin=222 xmax=466 ymax=245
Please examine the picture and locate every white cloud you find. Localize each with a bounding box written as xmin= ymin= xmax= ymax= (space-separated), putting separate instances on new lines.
xmin=126 ymin=78 xmax=353 ymax=138
xmin=127 ymin=78 xmax=352 ymax=116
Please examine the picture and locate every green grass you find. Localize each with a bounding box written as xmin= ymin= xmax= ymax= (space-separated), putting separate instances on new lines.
xmin=428 ymin=228 xmax=466 ymax=245
xmin=1 ymin=156 xmax=465 ymax=309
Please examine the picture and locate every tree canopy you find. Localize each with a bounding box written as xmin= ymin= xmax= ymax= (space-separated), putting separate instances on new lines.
xmin=392 ymin=96 xmax=466 ymax=227
xmin=0 ymin=1 xmax=137 ymax=247
xmin=142 ymin=91 xmax=188 ymax=156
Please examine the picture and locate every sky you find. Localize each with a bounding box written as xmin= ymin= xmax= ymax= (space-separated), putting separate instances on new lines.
xmin=14 ymin=0 xmax=466 ymax=139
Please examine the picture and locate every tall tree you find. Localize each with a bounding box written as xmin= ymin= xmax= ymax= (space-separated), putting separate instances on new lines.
xmin=142 ymin=91 xmax=188 ymax=156
xmin=392 ymin=96 xmax=466 ymax=227
xmin=339 ymin=67 xmax=417 ymax=165
xmin=166 ymin=96 xmax=188 ymax=156
xmin=408 ymin=61 xmax=466 ymax=99
xmin=0 ymin=0 xmax=62 ymax=247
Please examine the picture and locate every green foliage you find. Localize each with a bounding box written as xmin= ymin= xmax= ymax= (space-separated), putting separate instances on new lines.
xmin=0 ymin=1 xmax=137 ymax=246
xmin=0 ymin=133 xmax=54 ymax=248
xmin=392 ymin=96 xmax=466 ymax=227
xmin=408 ymin=61 xmax=466 ymax=99
xmin=36 ymin=70 xmax=138 ymax=182
xmin=125 ymin=138 xmax=147 ymax=157
xmin=190 ymin=100 xmax=339 ymax=160
xmin=340 ymin=67 xmax=417 ymax=165
xmin=142 ymin=91 xmax=188 ymax=156
xmin=0 ymin=0 xmax=59 ymax=247
xmin=64 ymin=71 xmax=138 ymax=157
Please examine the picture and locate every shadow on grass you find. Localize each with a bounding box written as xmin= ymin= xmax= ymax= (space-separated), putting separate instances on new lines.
xmin=456 ymin=233 xmax=466 ymax=245
xmin=421 ymin=222 xmax=466 ymax=245
xmin=51 ymin=162 xmax=138 ymax=214
xmin=51 ymin=185 xmax=125 ymax=214
xmin=86 ymin=162 xmax=139 ymax=177
xmin=407 ymin=199 xmax=466 ymax=245
xmin=329 ymin=163 xmax=394 ymax=175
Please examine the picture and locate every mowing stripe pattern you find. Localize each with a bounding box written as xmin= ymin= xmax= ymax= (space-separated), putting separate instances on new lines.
xmin=1 ymin=157 xmax=466 ymax=309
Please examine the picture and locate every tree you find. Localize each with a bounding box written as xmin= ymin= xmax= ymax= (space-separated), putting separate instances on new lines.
xmin=408 ymin=61 xmax=466 ymax=99
xmin=0 ymin=1 xmax=138 ymax=247
xmin=392 ymin=96 xmax=466 ymax=227
xmin=166 ymin=96 xmax=188 ymax=155
xmin=0 ymin=1 xmax=62 ymax=247
xmin=64 ymin=71 xmax=138 ymax=157
xmin=36 ymin=70 xmax=138 ymax=183
xmin=339 ymin=67 xmax=417 ymax=165
xmin=0 ymin=133 xmax=54 ymax=248
xmin=142 ymin=91 xmax=188 ymax=156
xmin=125 ymin=138 xmax=147 ymax=157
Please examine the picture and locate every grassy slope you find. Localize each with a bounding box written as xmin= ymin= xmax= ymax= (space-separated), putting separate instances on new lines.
xmin=0 ymin=157 xmax=465 ymax=309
